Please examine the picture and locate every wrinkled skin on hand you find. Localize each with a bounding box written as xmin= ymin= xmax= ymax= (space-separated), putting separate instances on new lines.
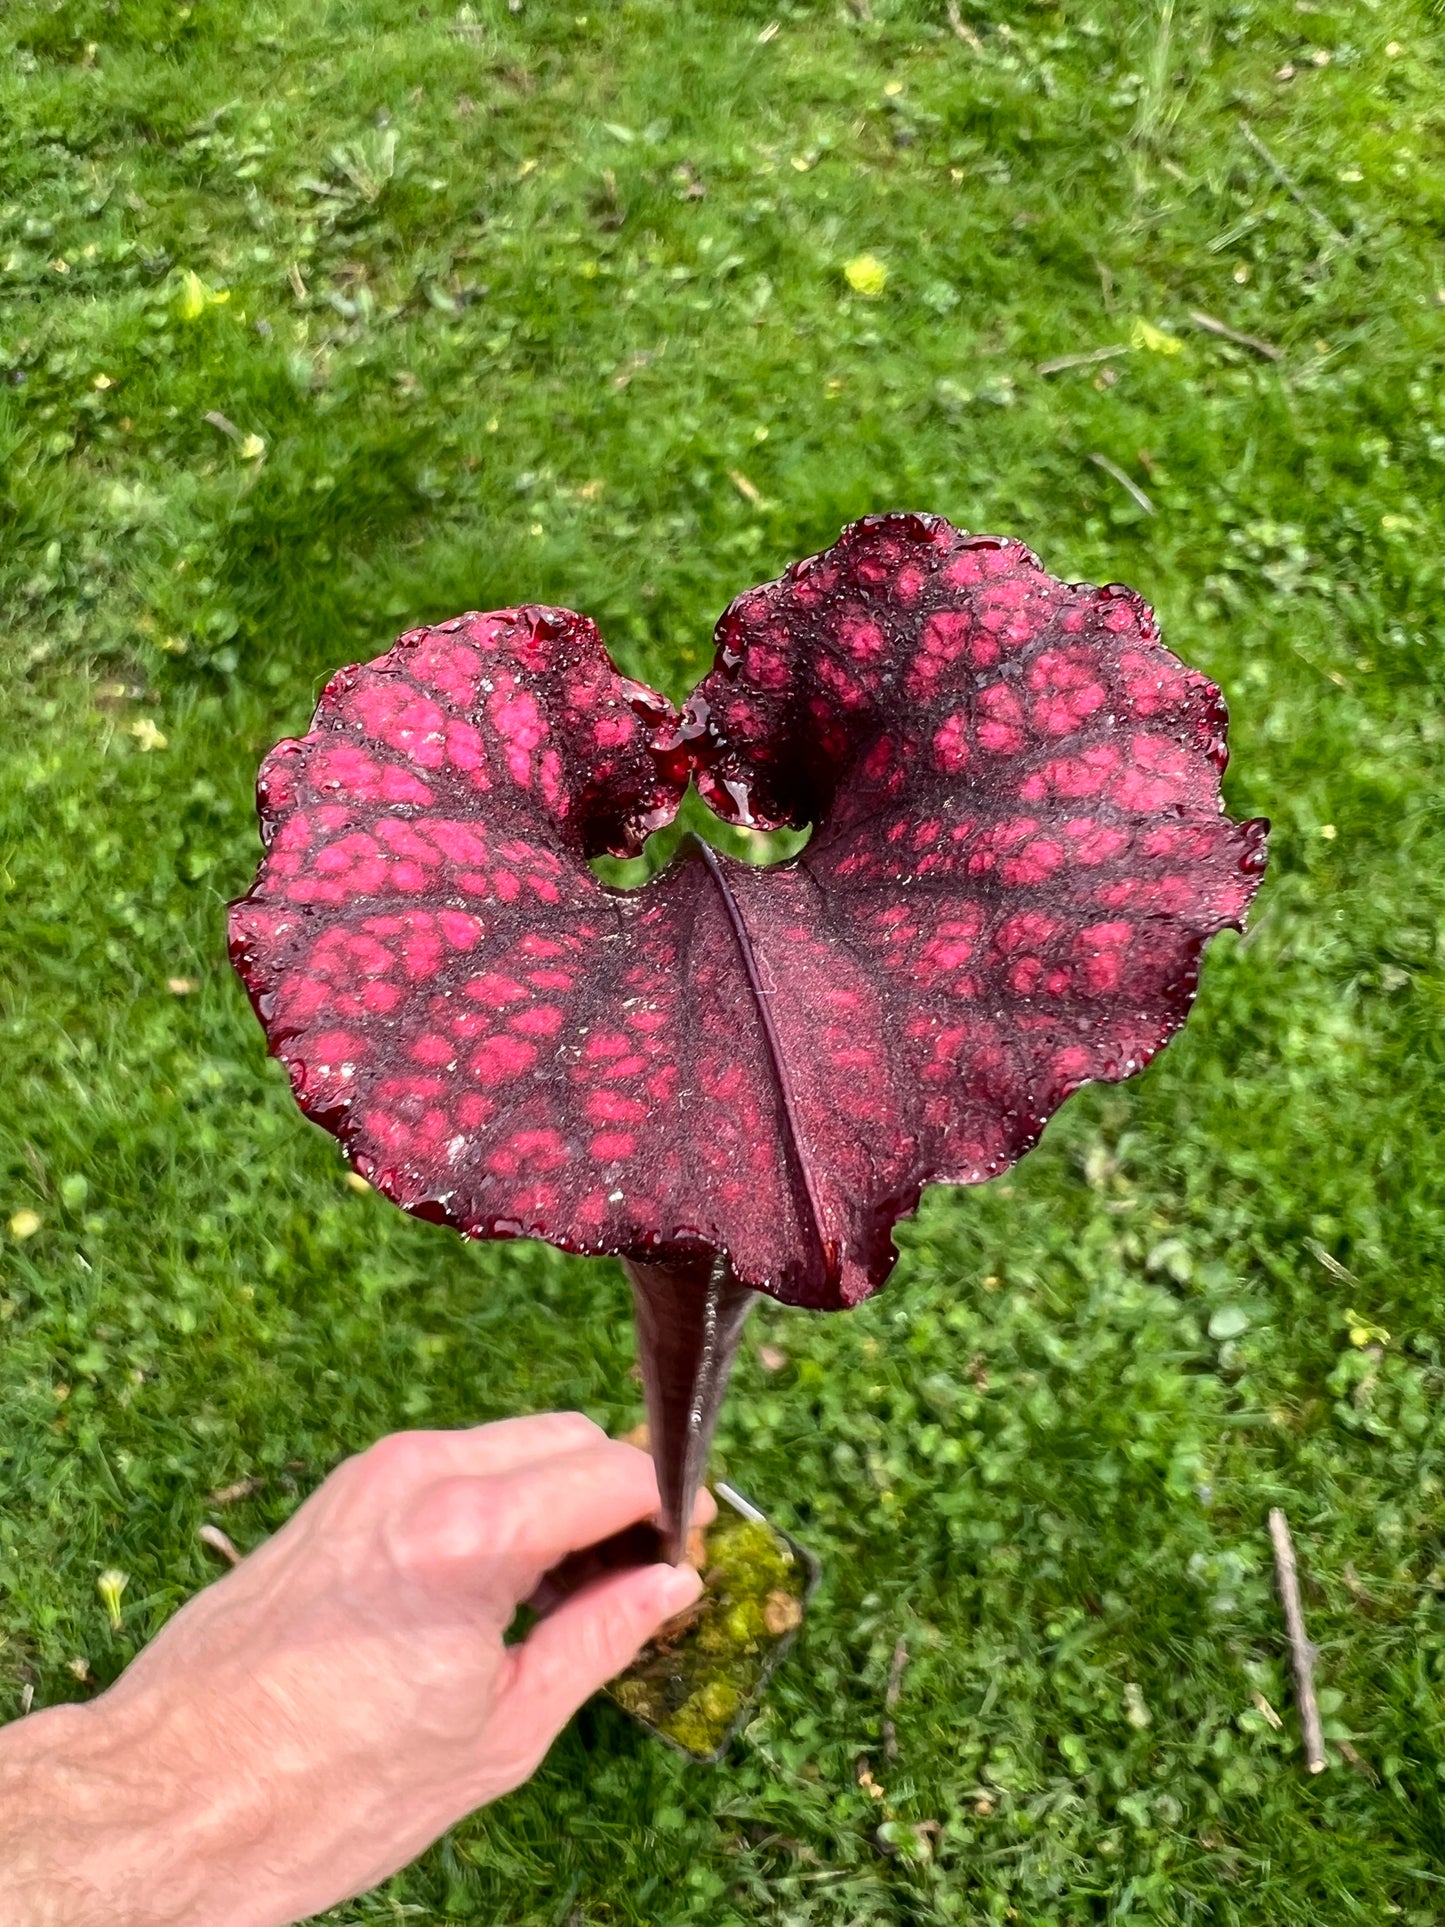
xmin=2 ymin=1418 xmax=705 ymax=1927
xmin=230 ymin=515 xmax=1267 ymax=1308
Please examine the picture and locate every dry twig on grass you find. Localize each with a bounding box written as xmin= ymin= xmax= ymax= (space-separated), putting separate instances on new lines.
xmin=1268 ymin=1507 xmax=1327 ymax=1773
xmin=945 ymin=1 xmax=983 ymax=52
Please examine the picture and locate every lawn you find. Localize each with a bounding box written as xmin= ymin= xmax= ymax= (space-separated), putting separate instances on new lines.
xmin=3 ymin=0 xmax=1445 ymax=1918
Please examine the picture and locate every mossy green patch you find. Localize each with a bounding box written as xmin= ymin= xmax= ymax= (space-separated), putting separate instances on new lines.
xmin=607 ymin=1513 xmax=812 ymax=1760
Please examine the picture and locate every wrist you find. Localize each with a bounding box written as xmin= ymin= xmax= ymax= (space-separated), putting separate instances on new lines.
xmin=0 ymin=1695 xmax=214 ymax=1927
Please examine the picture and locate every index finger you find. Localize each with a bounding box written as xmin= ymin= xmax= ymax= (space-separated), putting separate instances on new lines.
xmin=391 ymin=1440 xmax=671 ymax=1596
xmin=356 ymin=1412 xmax=608 ymax=1492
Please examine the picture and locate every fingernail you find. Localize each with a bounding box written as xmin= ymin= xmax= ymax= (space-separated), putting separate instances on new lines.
xmin=656 ymin=1563 xmax=703 ymax=1615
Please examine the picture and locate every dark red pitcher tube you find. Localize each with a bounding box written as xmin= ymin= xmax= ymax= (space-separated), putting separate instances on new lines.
xmin=624 ymin=1253 xmax=756 ymax=1563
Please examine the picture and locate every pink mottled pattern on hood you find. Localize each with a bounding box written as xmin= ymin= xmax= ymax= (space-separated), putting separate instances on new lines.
xmin=229 ymin=515 xmax=1267 ymax=1308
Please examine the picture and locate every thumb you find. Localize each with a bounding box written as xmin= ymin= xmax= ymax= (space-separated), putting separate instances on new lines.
xmin=497 ymin=1562 xmax=703 ymax=1767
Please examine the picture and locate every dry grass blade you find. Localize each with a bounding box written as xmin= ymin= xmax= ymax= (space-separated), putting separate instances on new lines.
xmin=198 ymin=1523 xmax=244 ymax=1566
xmin=1088 ymin=452 xmax=1156 ymax=515
xmin=1338 ymin=1739 xmax=1379 ymax=1784
xmin=1036 ymin=344 xmax=1129 ymax=376
xmin=1240 ymin=122 xmax=1349 ymax=249
xmin=1252 ymin=1690 xmax=1284 ymax=1730
xmin=208 ymin=1475 xmax=265 ymax=1505
xmin=1187 ymin=310 xmax=1282 ymax=361
xmin=1304 ymin=1237 xmax=1358 ymax=1287
xmin=883 ymin=1637 xmax=908 ymax=1760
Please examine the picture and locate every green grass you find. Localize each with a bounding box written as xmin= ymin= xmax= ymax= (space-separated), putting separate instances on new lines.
xmin=3 ymin=0 xmax=1445 ymax=1918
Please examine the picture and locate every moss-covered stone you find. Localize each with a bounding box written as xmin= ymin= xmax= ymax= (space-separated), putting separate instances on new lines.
xmin=604 ymin=1511 xmax=810 ymax=1759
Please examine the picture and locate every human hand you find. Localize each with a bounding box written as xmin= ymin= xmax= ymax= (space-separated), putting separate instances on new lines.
xmin=0 ymin=1415 xmax=707 ymax=1927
